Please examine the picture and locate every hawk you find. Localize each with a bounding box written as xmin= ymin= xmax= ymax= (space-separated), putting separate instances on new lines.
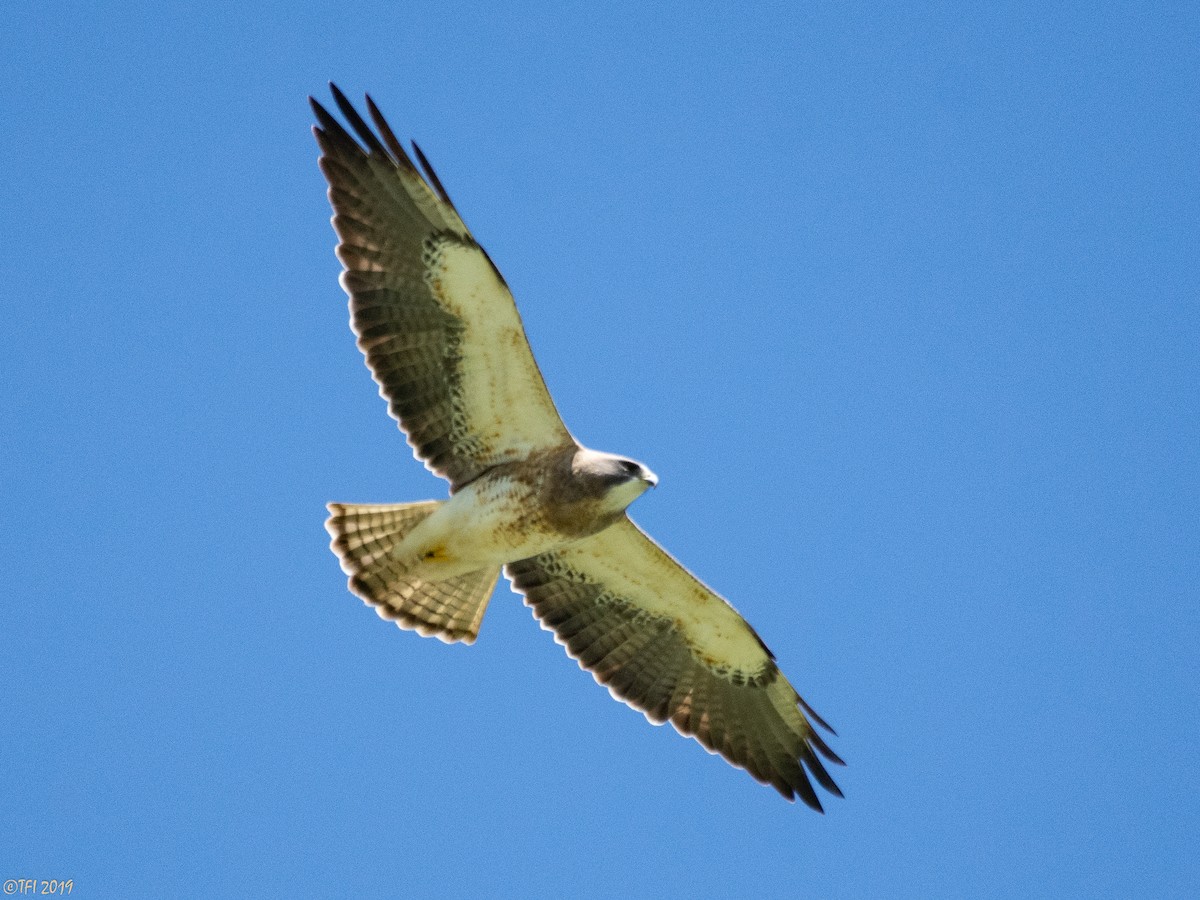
xmin=313 ymin=85 xmax=844 ymax=810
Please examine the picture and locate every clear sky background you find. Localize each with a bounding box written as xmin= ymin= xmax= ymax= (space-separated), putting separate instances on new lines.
xmin=3 ymin=1 xmax=1197 ymax=897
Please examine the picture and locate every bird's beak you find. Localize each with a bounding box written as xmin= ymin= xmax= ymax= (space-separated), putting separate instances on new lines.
xmin=642 ymin=469 xmax=659 ymax=488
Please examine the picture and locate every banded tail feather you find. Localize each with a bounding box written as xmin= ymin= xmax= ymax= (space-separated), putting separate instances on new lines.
xmin=326 ymin=501 xmax=500 ymax=643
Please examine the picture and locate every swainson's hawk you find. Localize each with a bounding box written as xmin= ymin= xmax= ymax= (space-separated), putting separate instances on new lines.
xmin=313 ymin=85 xmax=843 ymax=809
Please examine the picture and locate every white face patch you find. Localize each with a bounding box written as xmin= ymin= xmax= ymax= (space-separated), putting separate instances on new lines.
xmin=600 ymin=477 xmax=653 ymax=516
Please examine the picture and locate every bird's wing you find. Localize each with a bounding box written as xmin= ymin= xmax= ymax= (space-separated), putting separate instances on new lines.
xmin=505 ymin=517 xmax=843 ymax=809
xmin=312 ymin=85 xmax=574 ymax=490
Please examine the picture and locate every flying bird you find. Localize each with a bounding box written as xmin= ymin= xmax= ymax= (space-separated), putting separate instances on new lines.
xmin=312 ymin=84 xmax=844 ymax=810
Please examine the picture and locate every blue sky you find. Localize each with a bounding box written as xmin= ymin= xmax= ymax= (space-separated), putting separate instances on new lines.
xmin=3 ymin=1 xmax=1197 ymax=896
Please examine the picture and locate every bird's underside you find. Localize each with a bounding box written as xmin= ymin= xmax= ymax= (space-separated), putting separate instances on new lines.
xmin=313 ymin=83 xmax=844 ymax=810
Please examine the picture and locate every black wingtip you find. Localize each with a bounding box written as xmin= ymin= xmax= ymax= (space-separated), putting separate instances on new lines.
xmin=412 ymin=140 xmax=455 ymax=207
xmin=327 ymin=85 xmax=390 ymax=158
xmin=804 ymin=751 xmax=844 ymax=798
xmin=314 ymin=85 xmax=461 ymax=216
xmin=800 ymin=696 xmax=837 ymax=736
xmin=328 ymin=80 xmax=349 ymax=107
xmin=365 ymin=93 xmax=416 ymax=169
xmin=808 ymin=728 xmax=846 ymax=767
xmin=310 ymin=96 xmax=344 ymax=137
xmin=796 ymin=784 xmax=826 ymax=814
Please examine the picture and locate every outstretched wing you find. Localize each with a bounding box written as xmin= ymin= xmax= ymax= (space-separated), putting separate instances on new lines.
xmin=312 ymin=85 xmax=574 ymax=490
xmin=505 ymin=518 xmax=844 ymax=809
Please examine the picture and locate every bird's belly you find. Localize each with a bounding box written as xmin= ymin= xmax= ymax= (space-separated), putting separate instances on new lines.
xmin=400 ymin=474 xmax=580 ymax=577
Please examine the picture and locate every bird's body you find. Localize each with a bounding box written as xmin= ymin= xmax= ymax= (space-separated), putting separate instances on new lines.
xmin=361 ymin=447 xmax=656 ymax=583
xmin=313 ymin=85 xmax=844 ymax=809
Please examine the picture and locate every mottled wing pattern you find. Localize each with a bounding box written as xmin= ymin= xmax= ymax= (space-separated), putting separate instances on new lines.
xmin=312 ymin=85 xmax=573 ymax=489
xmin=505 ymin=518 xmax=844 ymax=809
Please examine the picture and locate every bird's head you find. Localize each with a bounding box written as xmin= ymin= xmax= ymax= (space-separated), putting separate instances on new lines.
xmin=572 ymin=448 xmax=658 ymax=514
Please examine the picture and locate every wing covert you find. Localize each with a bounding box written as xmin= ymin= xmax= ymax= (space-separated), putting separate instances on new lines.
xmin=312 ymin=85 xmax=573 ymax=489
xmin=505 ymin=518 xmax=843 ymax=809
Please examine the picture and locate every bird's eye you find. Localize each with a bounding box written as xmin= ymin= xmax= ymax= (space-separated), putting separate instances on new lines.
xmin=619 ymin=460 xmax=640 ymax=475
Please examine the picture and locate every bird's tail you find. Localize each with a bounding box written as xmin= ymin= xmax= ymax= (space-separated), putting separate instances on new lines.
xmin=325 ymin=501 xmax=500 ymax=644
